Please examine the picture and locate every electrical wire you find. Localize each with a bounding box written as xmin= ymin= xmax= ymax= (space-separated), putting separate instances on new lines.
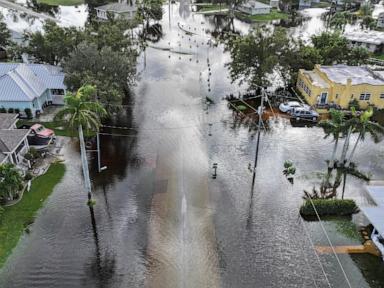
xmin=306 ymin=193 xmax=353 ymax=288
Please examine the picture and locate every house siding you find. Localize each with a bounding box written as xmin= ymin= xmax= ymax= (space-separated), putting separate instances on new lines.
xmin=297 ymin=66 xmax=384 ymax=109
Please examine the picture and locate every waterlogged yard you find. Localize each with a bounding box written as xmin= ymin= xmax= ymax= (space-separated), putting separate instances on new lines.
xmin=0 ymin=163 xmax=65 ymax=267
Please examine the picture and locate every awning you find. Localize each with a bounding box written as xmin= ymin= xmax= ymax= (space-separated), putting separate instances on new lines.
xmin=361 ymin=207 xmax=384 ymax=237
xmin=366 ymin=186 xmax=384 ymax=206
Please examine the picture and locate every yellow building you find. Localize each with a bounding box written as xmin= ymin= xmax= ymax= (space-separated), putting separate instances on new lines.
xmin=296 ymin=64 xmax=384 ymax=109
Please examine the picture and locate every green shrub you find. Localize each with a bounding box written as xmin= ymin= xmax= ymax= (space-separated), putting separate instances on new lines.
xmin=0 ymin=107 xmax=6 ymax=113
xmin=7 ymin=108 xmax=14 ymax=113
xmin=24 ymin=172 xmax=33 ymax=181
xmin=24 ymin=108 xmax=32 ymax=119
xmin=14 ymin=108 xmax=20 ymax=114
xmin=348 ymin=99 xmax=360 ymax=111
xmin=300 ymin=199 xmax=358 ymax=217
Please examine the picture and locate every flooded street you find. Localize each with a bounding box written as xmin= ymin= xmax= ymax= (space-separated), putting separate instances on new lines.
xmin=1 ymin=0 xmax=384 ymax=287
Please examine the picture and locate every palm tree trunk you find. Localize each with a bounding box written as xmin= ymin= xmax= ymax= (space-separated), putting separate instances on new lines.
xmin=78 ymin=124 xmax=93 ymax=202
xmin=329 ymin=137 xmax=339 ymax=168
xmin=340 ymin=127 xmax=352 ymax=166
xmin=346 ymin=132 xmax=361 ymax=167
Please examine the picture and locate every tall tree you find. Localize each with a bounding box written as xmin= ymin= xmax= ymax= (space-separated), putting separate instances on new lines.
xmin=319 ymin=109 xmax=347 ymax=169
xmin=225 ymin=26 xmax=288 ymax=90
xmin=63 ymin=42 xmax=137 ymax=107
xmin=311 ymin=32 xmax=350 ymax=65
xmin=347 ymin=107 xmax=384 ymax=165
xmin=23 ymin=20 xmax=83 ymax=65
xmin=0 ymin=13 xmax=11 ymax=48
xmin=54 ymin=85 xmax=107 ymax=205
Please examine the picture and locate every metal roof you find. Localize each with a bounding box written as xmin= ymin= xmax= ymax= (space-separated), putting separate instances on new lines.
xmin=0 ymin=129 xmax=29 ymax=152
xmin=366 ymin=186 xmax=384 ymax=206
xmin=319 ymin=65 xmax=384 ymax=86
xmin=344 ymin=30 xmax=384 ymax=46
xmin=0 ymin=64 xmax=66 ymax=103
xmin=0 ymin=113 xmax=18 ymax=129
xmin=361 ymin=207 xmax=384 ymax=237
xmin=0 ymin=63 xmax=66 ymax=90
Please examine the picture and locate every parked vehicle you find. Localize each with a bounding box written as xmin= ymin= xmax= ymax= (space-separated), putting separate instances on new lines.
xmin=290 ymin=107 xmax=319 ymax=122
xmin=19 ymin=124 xmax=55 ymax=146
xmin=279 ymin=101 xmax=304 ymax=113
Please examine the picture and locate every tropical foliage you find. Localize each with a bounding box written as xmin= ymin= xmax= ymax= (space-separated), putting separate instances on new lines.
xmin=0 ymin=163 xmax=24 ymax=203
xmin=0 ymin=13 xmax=11 ymax=48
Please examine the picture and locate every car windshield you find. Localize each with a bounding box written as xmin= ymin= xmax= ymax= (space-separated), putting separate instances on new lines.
xmin=36 ymin=126 xmax=45 ymax=132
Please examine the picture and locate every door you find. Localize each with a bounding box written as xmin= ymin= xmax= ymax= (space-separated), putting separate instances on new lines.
xmin=320 ymin=92 xmax=328 ymax=104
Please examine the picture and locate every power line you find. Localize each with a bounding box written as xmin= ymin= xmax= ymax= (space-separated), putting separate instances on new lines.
xmin=306 ymin=193 xmax=353 ymax=288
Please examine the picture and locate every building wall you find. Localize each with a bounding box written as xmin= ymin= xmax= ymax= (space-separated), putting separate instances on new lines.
xmin=0 ymin=101 xmax=34 ymax=113
xmin=297 ymin=68 xmax=384 ymax=109
xmin=238 ymin=5 xmax=271 ymax=15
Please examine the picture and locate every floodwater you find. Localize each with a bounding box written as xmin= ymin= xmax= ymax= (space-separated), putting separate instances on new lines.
xmin=1 ymin=1 xmax=384 ymax=287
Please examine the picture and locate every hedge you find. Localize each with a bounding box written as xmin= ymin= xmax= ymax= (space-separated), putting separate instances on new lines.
xmin=300 ymin=199 xmax=358 ymax=217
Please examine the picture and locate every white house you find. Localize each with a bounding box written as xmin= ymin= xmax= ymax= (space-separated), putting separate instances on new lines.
xmin=0 ymin=63 xmax=66 ymax=117
xmin=377 ymin=12 xmax=384 ymax=29
xmin=238 ymin=0 xmax=271 ymax=15
xmin=95 ymin=0 xmax=137 ymax=21
xmin=270 ymin=0 xmax=279 ymax=8
xmin=0 ymin=129 xmax=30 ymax=166
xmin=344 ymin=30 xmax=384 ymax=53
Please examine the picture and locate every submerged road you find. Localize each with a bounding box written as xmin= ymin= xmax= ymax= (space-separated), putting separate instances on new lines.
xmin=2 ymin=1 xmax=384 ymax=287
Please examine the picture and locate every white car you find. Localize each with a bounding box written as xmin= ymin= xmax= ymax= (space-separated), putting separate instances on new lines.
xmin=279 ymin=101 xmax=303 ymax=113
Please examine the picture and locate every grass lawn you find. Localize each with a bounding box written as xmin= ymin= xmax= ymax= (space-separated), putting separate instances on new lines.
xmin=236 ymin=9 xmax=288 ymax=22
xmin=0 ymin=163 xmax=66 ymax=268
xmin=198 ymin=4 xmax=228 ymax=12
xmin=373 ymin=54 xmax=384 ymax=61
xmin=37 ymin=0 xmax=83 ymax=6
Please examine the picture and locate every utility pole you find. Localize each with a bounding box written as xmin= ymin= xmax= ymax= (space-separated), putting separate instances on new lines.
xmin=78 ymin=125 xmax=93 ymax=202
xmin=251 ymin=88 xmax=265 ymax=187
xmin=96 ymin=132 xmax=107 ymax=173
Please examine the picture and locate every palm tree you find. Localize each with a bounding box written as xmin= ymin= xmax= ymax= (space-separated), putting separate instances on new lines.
xmin=0 ymin=163 xmax=24 ymax=202
xmin=54 ymin=85 xmax=107 ymax=205
xmin=318 ymin=109 xmax=347 ymax=169
xmin=346 ymin=107 xmax=384 ymax=165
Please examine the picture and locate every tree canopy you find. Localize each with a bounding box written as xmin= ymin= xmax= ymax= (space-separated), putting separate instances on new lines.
xmin=224 ymin=26 xmax=288 ymax=90
xmin=0 ymin=13 xmax=11 ymax=48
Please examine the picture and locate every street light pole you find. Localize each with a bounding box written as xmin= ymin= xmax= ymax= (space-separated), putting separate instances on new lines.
xmin=251 ymin=88 xmax=265 ymax=187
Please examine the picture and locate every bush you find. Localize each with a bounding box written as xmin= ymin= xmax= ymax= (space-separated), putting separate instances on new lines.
xmin=24 ymin=172 xmax=33 ymax=181
xmin=14 ymin=108 xmax=20 ymax=114
xmin=24 ymin=147 xmax=40 ymax=161
xmin=0 ymin=107 xmax=6 ymax=113
xmin=300 ymin=199 xmax=358 ymax=217
xmin=7 ymin=108 xmax=14 ymax=113
xmin=348 ymin=99 xmax=360 ymax=111
xmin=24 ymin=108 xmax=33 ymax=119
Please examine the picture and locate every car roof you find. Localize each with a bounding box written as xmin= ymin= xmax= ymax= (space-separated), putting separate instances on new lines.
xmin=31 ymin=124 xmax=43 ymax=129
xmin=288 ymin=101 xmax=301 ymax=105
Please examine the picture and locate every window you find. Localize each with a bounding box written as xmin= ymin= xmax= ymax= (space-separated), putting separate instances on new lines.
xmin=380 ymin=93 xmax=384 ymax=99
xmin=335 ymin=94 xmax=339 ymax=99
xmin=360 ymin=93 xmax=371 ymax=100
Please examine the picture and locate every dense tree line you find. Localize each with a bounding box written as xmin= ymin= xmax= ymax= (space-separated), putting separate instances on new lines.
xmin=224 ymin=27 xmax=371 ymax=90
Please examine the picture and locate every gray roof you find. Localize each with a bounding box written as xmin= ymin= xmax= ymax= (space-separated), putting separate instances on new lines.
xmin=241 ymin=0 xmax=271 ymax=9
xmin=96 ymin=2 xmax=137 ymax=13
xmin=0 ymin=63 xmax=66 ymax=103
xmin=0 ymin=113 xmax=18 ymax=129
xmin=344 ymin=30 xmax=384 ymax=46
xmin=320 ymin=65 xmax=384 ymax=86
xmin=0 ymin=152 xmax=7 ymax=164
xmin=0 ymin=129 xmax=29 ymax=152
